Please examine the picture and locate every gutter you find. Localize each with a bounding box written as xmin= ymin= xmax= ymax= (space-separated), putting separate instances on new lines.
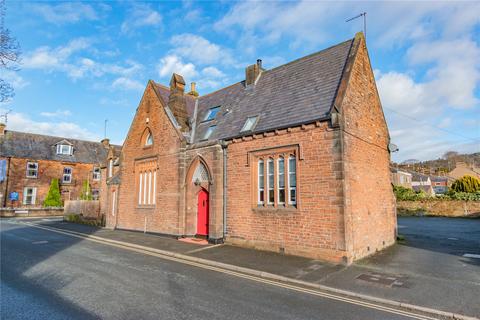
xmin=3 ymin=157 xmax=11 ymax=207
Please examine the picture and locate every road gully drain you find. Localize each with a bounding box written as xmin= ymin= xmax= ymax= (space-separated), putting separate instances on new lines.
xmin=356 ymin=272 xmax=406 ymax=288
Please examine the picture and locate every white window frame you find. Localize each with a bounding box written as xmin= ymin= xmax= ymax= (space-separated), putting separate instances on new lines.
xmin=112 ymin=190 xmax=116 ymax=216
xmin=56 ymin=144 xmax=72 ymax=155
xmin=277 ymin=157 xmax=285 ymax=205
xmin=288 ymin=155 xmax=297 ymax=205
xmin=203 ymin=125 xmax=216 ymax=140
xmin=26 ymin=162 xmax=38 ymax=178
xmin=267 ymin=158 xmax=274 ymax=205
xmin=145 ymin=132 xmax=153 ymax=146
xmin=63 ymin=167 xmax=72 ymax=184
xmin=23 ymin=187 xmax=37 ymax=205
xmin=258 ymin=159 xmax=264 ymax=205
xmin=241 ymin=116 xmax=259 ymax=132
xmin=93 ymin=167 xmax=101 ymax=181
xmin=138 ymin=173 xmax=143 ymax=205
xmin=203 ymin=106 xmax=221 ymax=121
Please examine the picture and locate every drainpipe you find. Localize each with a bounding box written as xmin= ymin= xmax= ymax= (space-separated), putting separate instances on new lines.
xmin=221 ymin=140 xmax=228 ymax=238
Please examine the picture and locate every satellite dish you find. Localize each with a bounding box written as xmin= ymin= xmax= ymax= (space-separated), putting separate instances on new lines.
xmin=388 ymin=143 xmax=399 ymax=153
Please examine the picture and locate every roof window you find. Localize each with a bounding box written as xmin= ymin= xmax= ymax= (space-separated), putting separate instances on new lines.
xmin=240 ymin=116 xmax=259 ymax=132
xmin=56 ymin=144 xmax=73 ymax=155
xmin=203 ymin=125 xmax=216 ymax=140
xmin=203 ymin=106 xmax=221 ymax=121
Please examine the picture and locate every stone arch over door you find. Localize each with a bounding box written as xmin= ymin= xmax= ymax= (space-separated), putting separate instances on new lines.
xmin=185 ymin=156 xmax=212 ymax=236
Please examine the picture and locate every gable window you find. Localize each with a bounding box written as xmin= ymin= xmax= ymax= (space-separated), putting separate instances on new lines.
xmin=258 ymin=160 xmax=264 ymax=205
xmin=63 ymin=167 xmax=72 ymax=183
xmin=203 ymin=106 xmax=221 ymax=121
xmin=93 ymin=167 xmax=101 ymax=181
xmin=203 ymin=125 xmax=216 ymax=140
xmin=241 ymin=116 xmax=259 ymax=132
xmin=267 ymin=158 xmax=274 ymax=204
xmin=26 ymin=162 xmax=38 ymax=178
xmin=277 ymin=157 xmax=285 ymax=204
xmin=57 ymin=144 xmax=73 ymax=155
xmin=145 ymin=132 xmax=153 ymax=146
xmin=23 ymin=187 xmax=37 ymax=205
xmin=255 ymin=150 xmax=298 ymax=208
xmin=288 ymin=156 xmax=296 ymax=205
xmin=136 ymin=160 xmax=157 ymax=207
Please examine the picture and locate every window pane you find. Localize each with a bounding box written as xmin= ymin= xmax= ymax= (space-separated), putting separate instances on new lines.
xmin=269 ymin=189 xmax=274 ymax=203
xmin=290 ymin=188 xmax=296 ymax=203
xmin=278 ymin=158 xmax=285 ymax=188
xmin=204 ymin=106 xmax=221 ymax=121
xmin=279 ymin=189 xmax=285 ymax=203
xmin=203 ymin=125 xmax=216 ymax=140
xmin=259 ymin=190 xmax=264 ymax=202
xmin=241 ymin=116 xmax=258 ymax=132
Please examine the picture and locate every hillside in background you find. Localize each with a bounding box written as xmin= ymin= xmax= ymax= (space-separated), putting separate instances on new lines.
xmin=394 ymin=152 xmax=480 ymax=176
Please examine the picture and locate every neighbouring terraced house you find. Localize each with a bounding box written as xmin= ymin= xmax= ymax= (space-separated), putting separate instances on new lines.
xmin=0 ymin=124 xmax=117 ymax=208
xmin=104 ymin=33 xmax=397 ymax=264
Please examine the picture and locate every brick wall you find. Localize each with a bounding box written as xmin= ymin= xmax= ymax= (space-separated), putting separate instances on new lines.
xmin=112 ymin=83 xmax=185 ymax=235
xmin=0 ymin=157 xmax=101 ymax=208
xmin=225 ymin=123 xmax=348 ymax=263
xmin=340 ymin=35 xmax=397 ymax=262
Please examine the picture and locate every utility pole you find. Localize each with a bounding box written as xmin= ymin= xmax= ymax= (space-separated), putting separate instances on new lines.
xmin=346 ymin=12 xmax=367 ymax=40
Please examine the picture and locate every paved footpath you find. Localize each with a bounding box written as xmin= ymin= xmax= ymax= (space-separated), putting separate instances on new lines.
xmin=2 ymin=217 xmax=479 ymax=319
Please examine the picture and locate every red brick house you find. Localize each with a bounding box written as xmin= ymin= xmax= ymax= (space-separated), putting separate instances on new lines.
xmin=0 ymin=124 xmax=117 ymax=208
xmin=105 ymin=33 xmax=396 ymax=264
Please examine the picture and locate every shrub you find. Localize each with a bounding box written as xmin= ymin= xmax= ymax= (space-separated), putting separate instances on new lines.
xmin=80 ymin=180 xmax=93 ymax=200
xmin=451 ymin=175 xmax=480 ymax=193
xmin=43 ymin=179 xmax=63 ymax=207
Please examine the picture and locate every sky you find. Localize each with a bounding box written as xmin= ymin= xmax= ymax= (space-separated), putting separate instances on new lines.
xmin=1 ymin=1 xmax=479 ymax=162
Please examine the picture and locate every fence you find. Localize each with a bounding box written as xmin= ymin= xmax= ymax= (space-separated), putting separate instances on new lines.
xmin=64 ymin=200 xmax=101 ymax=220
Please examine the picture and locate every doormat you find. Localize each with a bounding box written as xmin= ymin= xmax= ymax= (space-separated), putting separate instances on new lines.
xmin=178 ymin=237 xmax=209 ymax=245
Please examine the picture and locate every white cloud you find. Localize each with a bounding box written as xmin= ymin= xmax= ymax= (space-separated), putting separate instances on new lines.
xmin=157 ymin=55 xmax=197 ymax=80
xmin=111 ymin=77 xmax=144 ymax=91
xmin=28 ymin=2 xmax=98 ymax=25
xmin=201 ymin=66 xmax=224 ymax=78
xmin=170 ymin=34 xmax=234 ymax=65
xmin=121 ymin=4 xmax=162 ymax=34
xmin=1 ymin=109 xmax=99 ymax=141
xmin=2 ymin=71 xmax=29 ymax=90
xmin=40 ymin=109 xmax=72 ymax=118
xmin=23 ymin=39 xmax=144 ymax=80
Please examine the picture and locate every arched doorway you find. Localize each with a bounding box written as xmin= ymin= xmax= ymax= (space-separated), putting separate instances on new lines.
xmin=197 ymin=188 xmax=209 ymax=236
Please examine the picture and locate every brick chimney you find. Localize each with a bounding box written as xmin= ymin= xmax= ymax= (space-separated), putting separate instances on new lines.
xmin=245 ymin=59 xmax=263 ymax=86
xmin=101 ymin=138 xmax=110 ymax=148
xmin=0 ymin=123 xmax=5 ymax=136
xmin=168 ymin=73 xmax=190 ymax=131
xmin=187 ymin=82 xmax=199 ymax=97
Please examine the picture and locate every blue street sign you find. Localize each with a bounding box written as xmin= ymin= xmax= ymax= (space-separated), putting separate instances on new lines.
xmin=9 ymin=192 xmax=19 ymax=201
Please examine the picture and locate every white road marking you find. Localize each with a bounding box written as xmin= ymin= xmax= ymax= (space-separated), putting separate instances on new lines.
xmin=20 ymin=221 xmax=443 ymax=320
xmin=32 ymin=240 xmax=48 ymax=245
xmin=186 ymin=244 xmax=223 ymax=254
xmin=463 ymin=253 xmax=480 ymax=259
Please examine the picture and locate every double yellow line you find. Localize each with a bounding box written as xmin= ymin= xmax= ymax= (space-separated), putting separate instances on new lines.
xmin=16 ymin=221 xmax=445 ymax=320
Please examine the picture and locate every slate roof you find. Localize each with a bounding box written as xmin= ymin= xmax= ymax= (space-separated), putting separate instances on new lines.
xmin=151 ymin=38 xmax=354 ymax=143
xmin=194 ymin=39 xmax=353 ymax=142
xmin=0 ymin=130 xmax=115 ymax=164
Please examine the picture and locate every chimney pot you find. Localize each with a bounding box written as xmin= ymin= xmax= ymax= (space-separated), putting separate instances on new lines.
xmin=188 ymin=82 xmax=199 ymax=97
xmin=101 ymin=138 xmax=110 ymax=147
xmin=0 ymin=123 xmax=5 ymax=136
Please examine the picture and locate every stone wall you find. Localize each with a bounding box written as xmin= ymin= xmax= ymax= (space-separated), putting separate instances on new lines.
xmin=397 ymin=200 xmax=480 ymax=217
xmin=0 ymin=207 xmax=63 ymax=217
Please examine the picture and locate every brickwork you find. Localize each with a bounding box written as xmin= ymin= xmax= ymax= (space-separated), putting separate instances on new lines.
xmin=340 ymin=36 xmax=397 ymax=262
xmin=225 ymin=123 xmax=348 ymax=263
xmin=0 ymin=157 xmax=101 ymax=208
xmin=108 ymin=33 xmax=396 ymax=264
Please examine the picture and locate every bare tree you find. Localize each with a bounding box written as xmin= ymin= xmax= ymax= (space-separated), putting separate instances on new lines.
xmin=0 ymin=0 xmax=21 ymax=102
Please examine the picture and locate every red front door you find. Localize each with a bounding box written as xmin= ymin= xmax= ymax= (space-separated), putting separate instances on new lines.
xmin=197 ymin=189 xmax=209 ymax=236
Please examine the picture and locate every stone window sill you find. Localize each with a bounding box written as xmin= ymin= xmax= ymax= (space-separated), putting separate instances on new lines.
xmin=253 ymin=206 xmax=297 ymax=214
